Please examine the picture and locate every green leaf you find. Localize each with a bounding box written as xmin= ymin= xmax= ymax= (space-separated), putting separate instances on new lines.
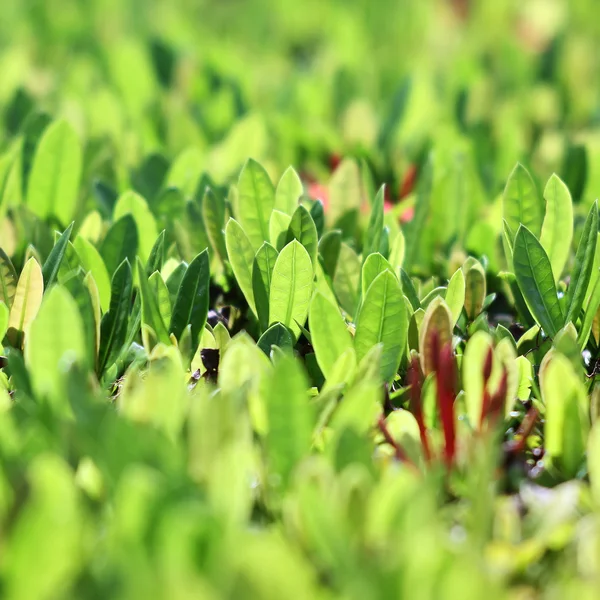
xmin=0 ymin=301 xmax=8 ymax=343
xmin=269 ymin=240 xmax=313 ymax=341
xmin=169 ymin=249 xmax=210 ymax=354
xmin=318 ymin=230 xmax=342 ymax=279
xmin=361 ymin=253 xmax=394 ymax=298
xmin=401 ymin=269 xmax=420 ymax=311
xmin=237 ymin=158 xmax=275 ymax=251
xmin=25 ymin=285 xmax=86 ymax=404
xmin=165 ymin=146 xmax=203 ymax=198
xmin=26 ymin=119 xmax=82 ymax=224
xmin=541 ymin=353 xmax=588 ymax=477
xmin=7 ymin=257 xmax=44 ymax=348
xmin=145 ymin=230 xmax=166 ymax=277
xmin=41 ymin=223 xmax=74 ymax=288
xmin=388 ymin=229 xmax=405 ymax=271
xmin=73 ymin=236 xmax=111 ymax=313
xmin=404 ymin=157 xmax=433 ymax=271
xmin=513 ymin=226 xmax=563 ymax=337
xmin=463 ymin=259 xmax=486 ymax=320
xmin=149 ymin=271 xmax=172 ymax=330
xmin=0 ymin=248 xmax=18 ymax=308
xmin=327 ymin=159 xmax=362 ymax=226
xmin=275 ymin=166 xmax=303 ymax=215
xmin=333 ymin=242 xmax=360 ymax=317
xmin=269 ymin=209 xmax=291 ymax=251
xmin=564 ymin=201 xmax=598 ymax=325
xmin=502 ymin=163 xmax=543 ymax=242
xmin=137 ymin=257 xmax=171 ymax=349
xmin=202 ymin=187 xmax=228 ymax=262
xmin=225 ymin=218 xmax=256 ymax=315
xmin=354 ymin=270 xmax=406 ymax=383
xmin=540 ymin=174 xmax=573 ymax=283
xmin=113 ymin=190 xmax=158 ymax=263
xmin=252 ymin=242 xmax=278 ymax=332
xmin=257 ymin=323 xmax=294 ymax=356
xmin=62 ymin=272 xmax=98 ymax=369
xmin=100 ymin=214 xmax=139 ymax=277
xmin=363 ymin=185 xmax=384 ymax=257
xmin=264 ymin=355 xmax=313 ymax=488
xmin=579 ymin=275 xmax=600 ymax=349
xmin=309 ymin=200 xmax=325 ymax=238
xmin=309 ymin=290 xmax=353 ymax=379
xmin=445 ymin=268 xmax=465 ymax=326
xmin=286 ymin=204 xmax=318 ymax=266
xmin=98 ymin=259 xmax=133 ymax=374
xmin=166 ymin=262 xmax=187 ymax=307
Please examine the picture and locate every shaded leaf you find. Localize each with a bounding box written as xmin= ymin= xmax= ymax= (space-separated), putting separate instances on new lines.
xmin=354 ymin=270 xmax=406 ymax=382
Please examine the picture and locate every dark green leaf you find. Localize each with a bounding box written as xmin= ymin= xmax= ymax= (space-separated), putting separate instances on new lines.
xmin=41 ymin=222 xmax=73 ymax=288
xmin=513 ymin=226 xmax=563 ymax=337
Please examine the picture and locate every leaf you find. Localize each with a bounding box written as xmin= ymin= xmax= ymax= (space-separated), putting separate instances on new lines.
xmin=318 ymin=230 xmax=342 ymax=279
xmin=225 ymin=218 xmax=256 ymax=315
xmin=237 ymin=158 xmax=275 ymax=251
xmin=309 ymin=200 xmax=325 ymax=238
xmin=166 ymin=262 xmax=187 ymax=308
xmin=285 ymin=204 xmax=318 ymax=266
xmin=579 ymin=276 xmax=600 ymax=349
xmin=354 ymin=270 xmax=406 ymax=383
xmin=145 ymin=230 xmax=166 ymax=277
xmin=62 ymin=272 xmax=98 ymax=369
xmin=7 ymin=257 xmax=44 ymax=348
xmin=513 ymin=225 xmax=563 ymax=337
xmin=361 ymin=253 xmax=394 ymax=298
xmin=100 ymin=214 xmax=139 ymax=277
xmin=257 ymin=323 xmax=294 ymax=356
xmin=252 ymin=242 xmax=278 ymax=332
xmin=41 ymin=223 xmax=74 ymax=288
xmin=388 ymin=230 xmax=405 ymax=271
xmin=463 ymin=331 xmax=495 ymax=426
xmin=202 ymin=187 xmax=228 ymax=262
xmin=419 ymin=296 xmax=453 ymax=375
xmin=26 ymin=119 xmax=82 ymax=224
xmin=363 ymin=185 xmax=385 ymax=257
xmin=73 ymin=236 xmax=111 ymax=313
xmin=445 ymin=269 xmax=465 ymax=326
xmin=137 ymin=258 xmax=171 ymax=350
xmin=540 ymin=174 xmax=573 ymax=283
xmin=149 ymin=271 xmax=172 ymax=330
xmin=169 ymin=249 xmax=210 ymax=354
xmin=275 ymin=166 xmax=303 ymax=215
xmin=113 ymin=190 xmax=158 ymax=264
xmin=0 ymin=248 xmax=18 ymax=308
xmin=463 ymin=259 xmax=486 ymax=319
xmin=541 ymin=353 xmax=588 ymax=477
xmin=83 ymin=272 xmax=101 ymax=359
xmin=404 ymin=157 xmax=433 ymax=271
xmin=401 ymin=269 xmax=420 ymax=311
xmin=98 ymin=259 xmax=133 ymax=375
xmin=333 ymin=242 xmax=360 ymax=317
xmin=263 ymin=355 xmax=313 ymax=488
xmin=269 ymin=240 xmax=314 ymax=341
xmin=564 ymin=201 xmax=598 ymax=325
xmin=269 ymin=210 xmax=291 ymax=251
xmin=502 ymin=163 xmax=543 ymax=242
xmin=327 ymin=159 xmax=362 ymax=225
xmin=0 ymin=301 xmax=8 ymax=343
xmin=309 ymin=291 xmax=353 ymax=379
xmin=25 ymin=286 xmax=86 ymax=405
